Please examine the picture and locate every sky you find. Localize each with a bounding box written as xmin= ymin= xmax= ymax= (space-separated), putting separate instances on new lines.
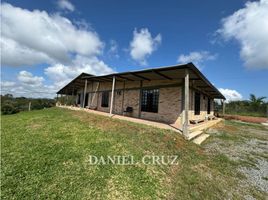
xmin=1 ymin=0 xmax=268 ymax=101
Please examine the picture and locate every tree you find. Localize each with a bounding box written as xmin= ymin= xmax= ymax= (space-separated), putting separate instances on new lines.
xmin=249 ymin=94 xmax=266 ymax=112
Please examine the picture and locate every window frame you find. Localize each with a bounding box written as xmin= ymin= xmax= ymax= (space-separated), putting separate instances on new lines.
xmin=141 ymin=88 xmax=159 ymax=113
xmin=101 ymin=91 xmax=109 ymax=107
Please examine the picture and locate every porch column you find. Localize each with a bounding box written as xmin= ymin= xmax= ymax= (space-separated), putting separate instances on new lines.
xmin=183 ymin=69 xmax=189 ymax=136
xmin=222 ymin=99 xmax=225 ymax=116
xmin=109 ymin=76 xmax=116 ymax=115
xmin=83 ymin=79 xmax=88 ymax=108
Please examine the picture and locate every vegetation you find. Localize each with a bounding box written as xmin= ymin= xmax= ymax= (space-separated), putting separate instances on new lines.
xmin=1 ymin=108 xmax=266 ymax=199
xmin=57 ymin=95 xmax=76 ymax=106
xmin=215 ymin=94 xmax=268 ymax=117
xmin=1 ymin=94 xmax=55 ymax=115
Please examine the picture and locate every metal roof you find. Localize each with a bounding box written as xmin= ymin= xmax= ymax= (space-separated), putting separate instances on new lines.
xmin=57 ymin=63 xmax=225 ymax=99
xmin=56 ymin=73 xmax=93 ymax=95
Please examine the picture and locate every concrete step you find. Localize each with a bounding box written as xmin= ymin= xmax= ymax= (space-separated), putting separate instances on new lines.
xmin=186 ymin=130 xmax=203 ymax=140
xmin=189 ymin=118 xmax=222 ymax=132
xmin=192 ymin=133 xmax=210 ymax=145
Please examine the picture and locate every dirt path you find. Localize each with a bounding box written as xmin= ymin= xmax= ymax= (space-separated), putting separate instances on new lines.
xmin=221 ymin=114 xmax=268 ymax=123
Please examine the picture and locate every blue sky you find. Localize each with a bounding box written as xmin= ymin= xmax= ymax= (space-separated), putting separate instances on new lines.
xmin=1 ymin=0 xmax=268 ymax=100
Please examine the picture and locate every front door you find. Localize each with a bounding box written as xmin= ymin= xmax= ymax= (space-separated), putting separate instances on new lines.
xmin=84 ymin=93 xmax=89 ymax=108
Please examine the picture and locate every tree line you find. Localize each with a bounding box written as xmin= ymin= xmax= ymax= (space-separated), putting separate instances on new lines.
xmin=215 ymin=94 xmax=267 ymax=118
xmin=1 ymin=94 xmax=55 ymax=115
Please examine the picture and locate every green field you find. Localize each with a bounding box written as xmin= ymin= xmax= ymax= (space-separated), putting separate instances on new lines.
xmin=1 ymin=108 xmax=267 ymax=199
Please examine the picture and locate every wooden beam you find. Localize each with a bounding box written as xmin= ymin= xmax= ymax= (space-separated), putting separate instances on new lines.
xmin=85 ymin=82 xmax=183 ymax=94
xmin=82 ymin=79 xmax=87 ymax=108
xmin=109 ymin=76 xmax=116 ymax=115
xmin=116 ymin=75 xmax=134 ymax=81
xmin=196 ymin=86 xmax=210 ymax=88
xmin=152 ymin=70 xmax=172 ymax=80
xmin=91 ymin=82 xmax=100 ymax=107
xmin=189 ymin=78 xmax=201 ymax=80
xmin=130 ymin=73 xmax=151 ymax=81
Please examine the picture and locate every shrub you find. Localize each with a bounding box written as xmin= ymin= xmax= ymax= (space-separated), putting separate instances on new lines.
xmin=1 ymin=104 xmax=19 ymax=115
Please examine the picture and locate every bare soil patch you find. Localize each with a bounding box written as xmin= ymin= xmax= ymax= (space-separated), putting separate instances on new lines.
xmin=222 ymin=114 xmax=268 ymax=123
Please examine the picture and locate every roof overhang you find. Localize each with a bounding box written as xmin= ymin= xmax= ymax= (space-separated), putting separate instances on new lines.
xmin=56 ymin=73 xmax=93 ymax=95
xmin=57 ymin=63 xmax=225 ymax=99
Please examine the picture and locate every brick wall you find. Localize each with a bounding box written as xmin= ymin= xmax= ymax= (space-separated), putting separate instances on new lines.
xmin=76 ymin=79 xmax=215 ymax=129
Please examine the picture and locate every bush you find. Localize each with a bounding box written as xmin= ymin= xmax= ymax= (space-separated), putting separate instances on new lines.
xmin=1 ymin=104 xmax=19 ymax=115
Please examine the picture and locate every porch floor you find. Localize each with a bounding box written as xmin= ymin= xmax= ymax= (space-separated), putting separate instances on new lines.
xmin=57 ymin=105 xmax=223 ymax=142
xmin=57 ymin=105 xmax=182 ymax=134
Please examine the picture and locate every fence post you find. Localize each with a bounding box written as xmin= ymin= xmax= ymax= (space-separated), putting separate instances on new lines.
xmin=28 ymin=101 xmax=31 ymax=111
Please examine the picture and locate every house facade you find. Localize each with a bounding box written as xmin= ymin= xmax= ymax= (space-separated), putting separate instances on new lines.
xmin=57 ymin=63 xmax=225 ymax=135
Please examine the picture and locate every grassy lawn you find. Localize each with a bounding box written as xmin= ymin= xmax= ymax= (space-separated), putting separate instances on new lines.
xmin=1 ymin=107 xmax=267 ymax=199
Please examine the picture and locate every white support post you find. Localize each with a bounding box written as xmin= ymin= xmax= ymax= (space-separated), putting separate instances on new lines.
xmin=222 ymin=99 xmax=225 ymax=116
xmin=183 ymin=69 xmax=189 ymax=136
xmin=83 ymin=79 xmax=88 ymax=108
xmin=109 ymin=76 xmax=116 ymax=116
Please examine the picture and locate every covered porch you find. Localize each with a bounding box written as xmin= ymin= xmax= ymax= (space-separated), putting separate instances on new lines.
xmin=56 ymin=63 xmax=225 ymax=138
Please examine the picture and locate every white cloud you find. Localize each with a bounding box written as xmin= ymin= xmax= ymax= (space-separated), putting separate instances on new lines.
xmin=1 ymin=71 xmax=56 ymax=98
xmin=177 ymin=51 xmax=216 ymax=68
xmin=1 ymin=3 xmax=103 ymax=66
xmin=1 ymin=3 xmax=116 ymax=98
xmin=108 ymin=40 xmax=119 ymax=58
xmin=1 ymin=37 xmax=53 ymax=66
xmin=217 ymin=0 xmax=268 ymax=69
xmin=45 ymin=55 xmax=115 ymax=88
xmin=17 ymin=71 xmax=44 ymax=86
xmin=218 ymin=88 xmax=243 ymax=102
xmin=1 ymin=81 xmax=16 ymax=87
xmin=130 ymin=28 xmax=161 ymax=65
xmin=57 ymin=0 xmax=75 ymax=12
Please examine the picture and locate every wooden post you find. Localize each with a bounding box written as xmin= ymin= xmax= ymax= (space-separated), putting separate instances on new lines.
xmin=91 ymin=82 xmax=100 ymax=108
xmin=109 ymin=76 xmax=116 ymax=115
xmin=28 ymin=101 xmax=31 ymax=111
xmin=183 ymin=69 xmax=189 ymax=136
xmin=83 ymin=79 xmax=88 ymax=108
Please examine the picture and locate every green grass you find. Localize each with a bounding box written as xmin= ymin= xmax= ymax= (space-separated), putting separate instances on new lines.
xmin=1 ymin=108 xmax=266 ymax=199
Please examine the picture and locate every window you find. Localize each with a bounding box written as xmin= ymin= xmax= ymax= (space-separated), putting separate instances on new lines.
xmin=141 ymin=89 xmax=159 ymax=113
xmin=207 ymin=98 xmax=211 ymax=114
xmin=101 ymin=91 xmax=109 ymax=107
xmin=116 ymin=90 xmax=121 ymax=95
xmin=194 ymin=92 xmax=200 ymax=115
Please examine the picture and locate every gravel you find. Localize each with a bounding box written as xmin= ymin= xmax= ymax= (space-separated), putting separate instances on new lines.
xmin=204 ymin=125 xmax=268 ymax=194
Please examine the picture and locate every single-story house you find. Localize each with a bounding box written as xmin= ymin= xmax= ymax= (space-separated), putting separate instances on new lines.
xmin=57 ymin=63 xmax=225 ymax=135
